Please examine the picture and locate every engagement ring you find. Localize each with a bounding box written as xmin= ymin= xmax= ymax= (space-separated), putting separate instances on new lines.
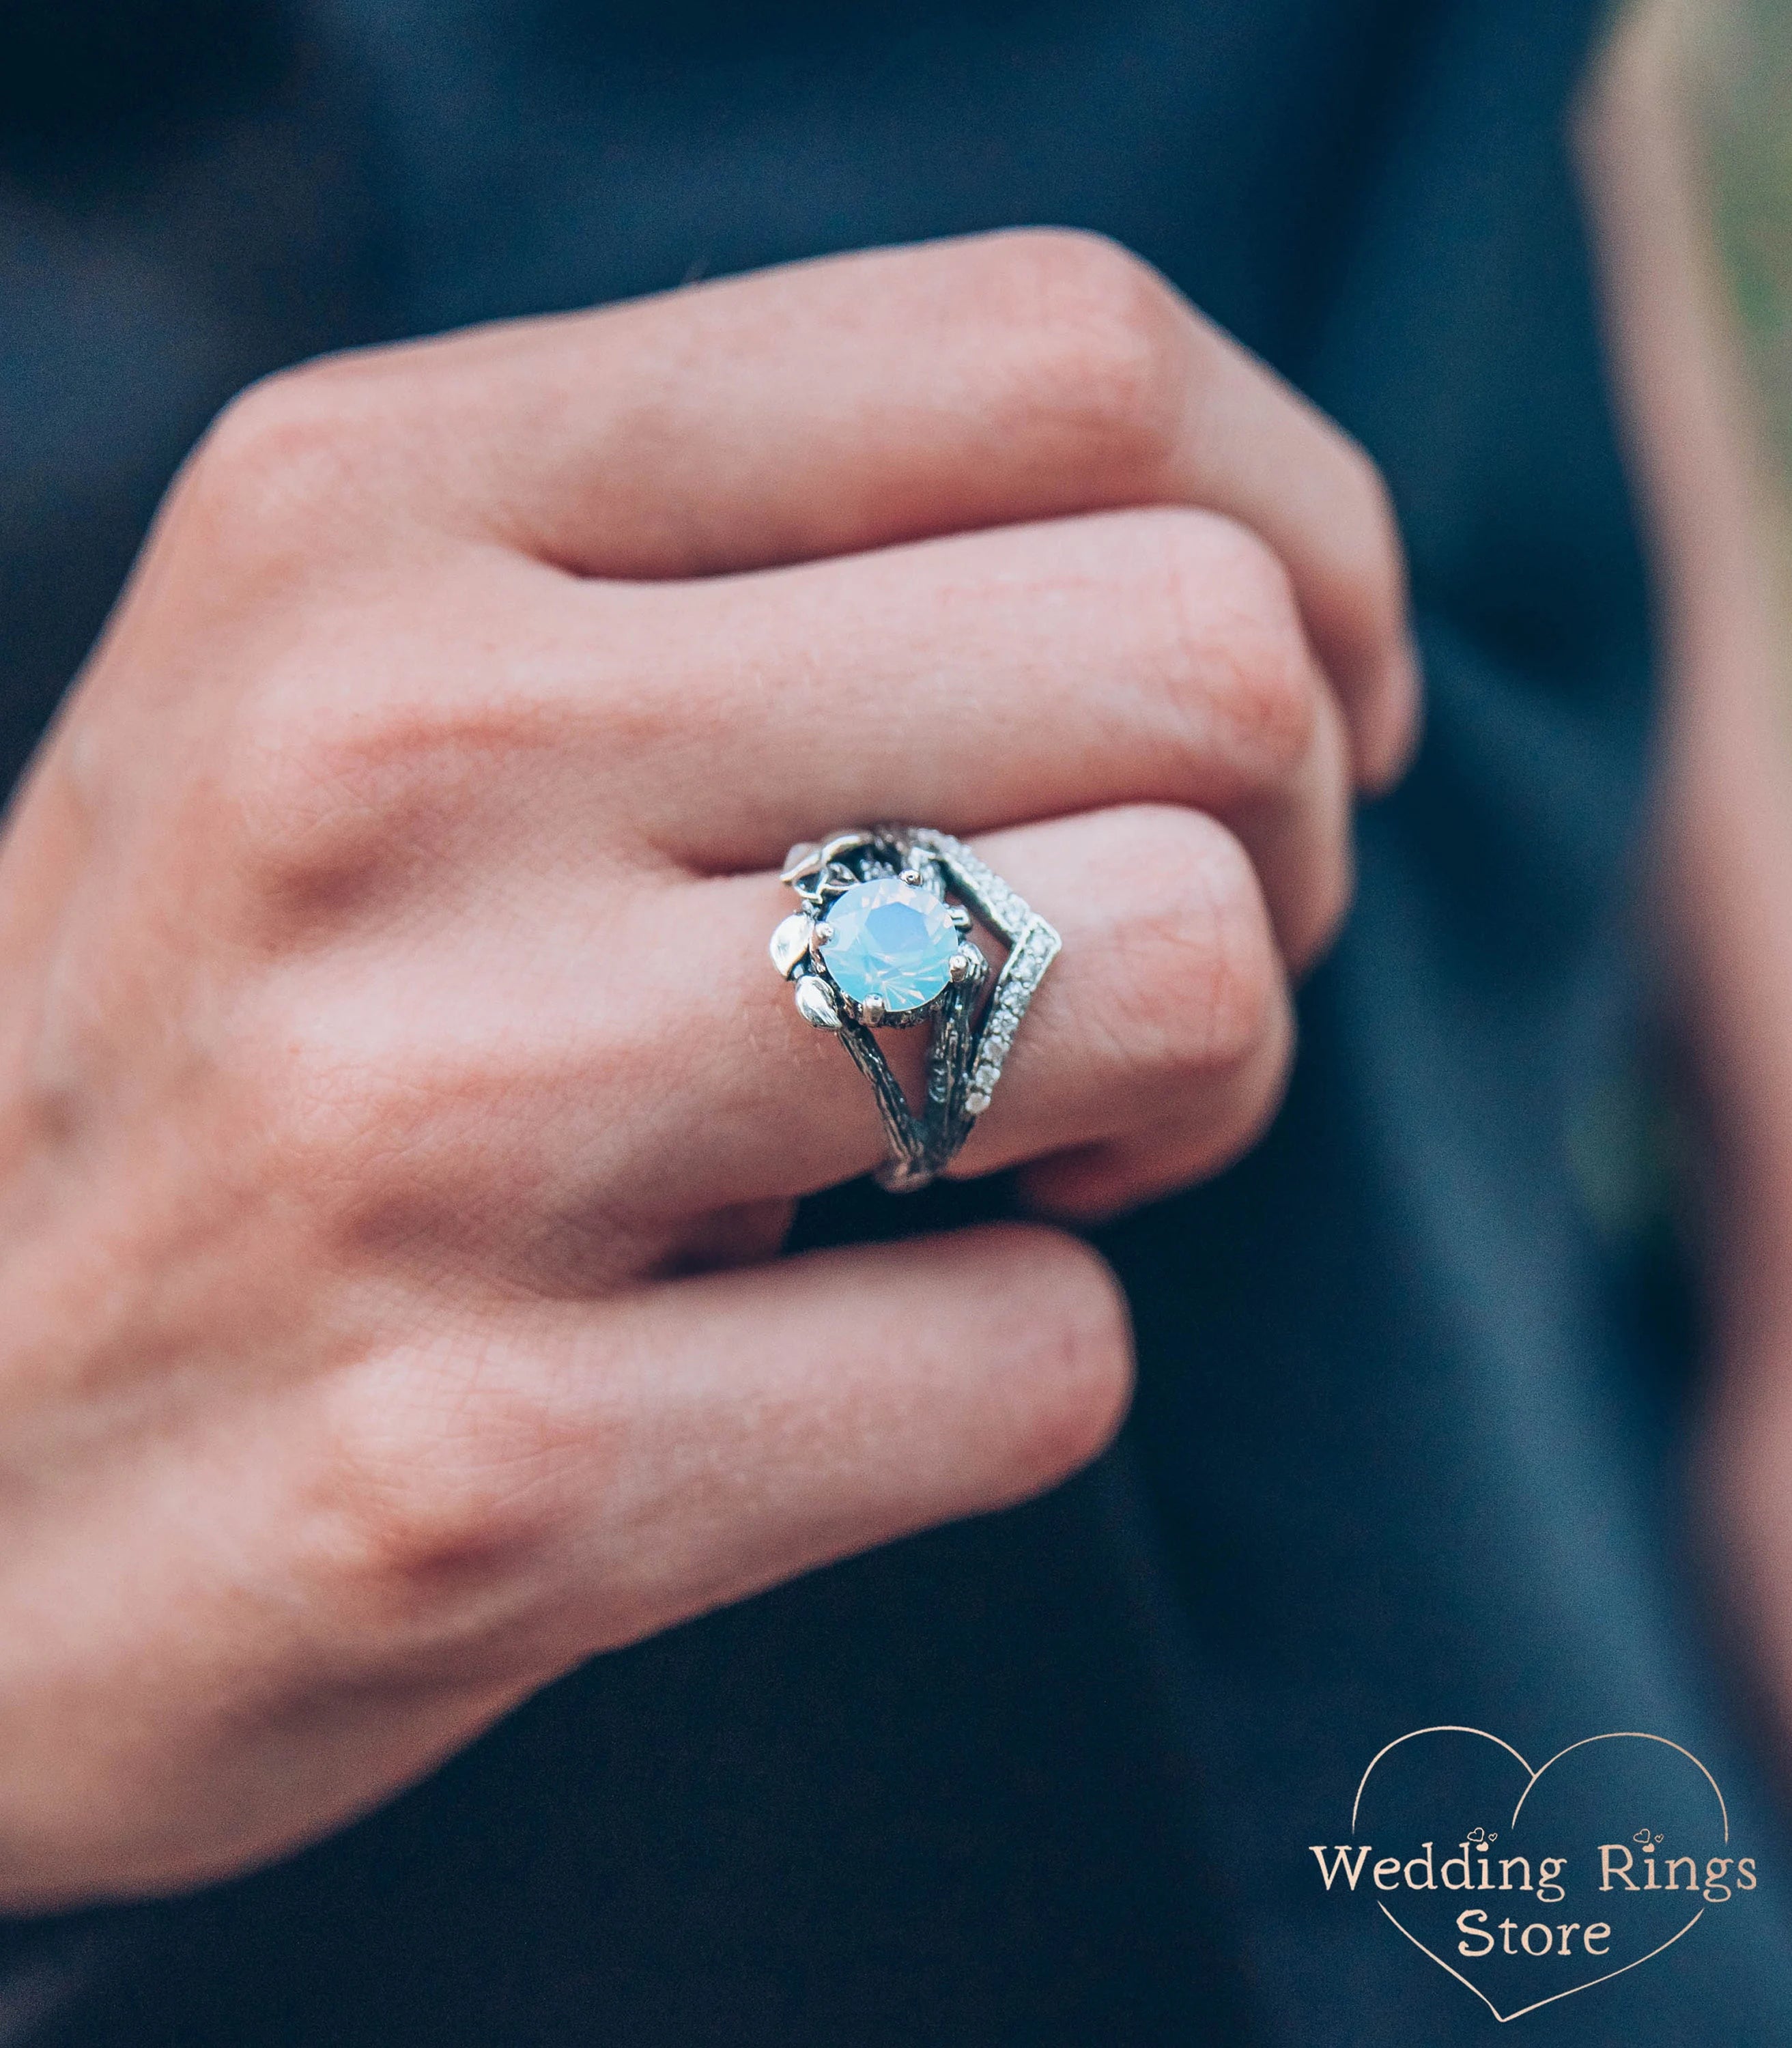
xmin=770 ymin=827 xmax=1060 ymax=1191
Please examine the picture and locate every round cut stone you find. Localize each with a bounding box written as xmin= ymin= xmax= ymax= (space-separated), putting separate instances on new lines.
xmin=821 ymin=877 xmax=958 ymax=1014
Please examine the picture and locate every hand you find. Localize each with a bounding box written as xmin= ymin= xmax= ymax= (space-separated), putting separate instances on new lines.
xmin=0 ymin=229 xmax=1415 ymax=1903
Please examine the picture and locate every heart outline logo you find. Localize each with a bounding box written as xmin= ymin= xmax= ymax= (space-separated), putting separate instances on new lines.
xmin=1351 ymin=1726 xmax=1729 ymax=2023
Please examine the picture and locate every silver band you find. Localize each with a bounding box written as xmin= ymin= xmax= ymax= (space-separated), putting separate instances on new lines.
xmin=769 ymin=826 xmax=1061 ymax=1191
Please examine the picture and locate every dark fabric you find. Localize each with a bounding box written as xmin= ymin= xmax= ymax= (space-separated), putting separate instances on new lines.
xmin=3 ymin=1 xmax=1790 ymax=2040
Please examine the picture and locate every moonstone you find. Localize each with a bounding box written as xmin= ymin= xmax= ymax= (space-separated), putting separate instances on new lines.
xmin=821 ymin=877 xmax=958 ymax=1013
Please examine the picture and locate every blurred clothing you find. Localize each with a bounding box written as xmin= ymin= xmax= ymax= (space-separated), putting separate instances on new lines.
xmin=2 ymin=1 xmax=1790 ymax=2041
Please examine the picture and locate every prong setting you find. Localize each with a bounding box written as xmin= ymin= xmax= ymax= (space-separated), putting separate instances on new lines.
xmin=773 ymin=826 xmax=1059 ymax=1188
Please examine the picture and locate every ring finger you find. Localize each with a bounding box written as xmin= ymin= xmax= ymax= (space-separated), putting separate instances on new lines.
xmin=626 ymin=801 xmax=1291 ymax=1221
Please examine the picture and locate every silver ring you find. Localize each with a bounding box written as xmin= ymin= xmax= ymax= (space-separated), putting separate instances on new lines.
xmin=769 ymin=827 xmax=1061 ymax=1192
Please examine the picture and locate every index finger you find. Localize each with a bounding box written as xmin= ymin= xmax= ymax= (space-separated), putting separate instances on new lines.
xmin=235 ymin=229 xmax=1418 ymax=788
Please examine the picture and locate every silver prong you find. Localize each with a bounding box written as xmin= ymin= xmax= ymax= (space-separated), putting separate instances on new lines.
xmin=900 ymin=868 xmax=923 ymax=887
xmin=948 ymin=952 xmax=973 ymax=983
xmin=794 ymin=976 xmax=842 ymax=1030
xmin=769 ymin=912 xmax=813 ymax=980
xmin=859 ymin=997 xmax=887 ymax=1026
xmin=949 ymin=905 xmax=972 ymax=930
xmin=812 ymin=921 xmax=835 ymax=946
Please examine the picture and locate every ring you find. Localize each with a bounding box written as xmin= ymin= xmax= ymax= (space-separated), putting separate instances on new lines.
xmin=770 ymin=827 xmax=1061 ymax=1191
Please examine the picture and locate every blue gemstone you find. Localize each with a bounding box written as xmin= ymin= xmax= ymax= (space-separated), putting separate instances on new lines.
xmin=822 ymin=877 xmax=958 ymax=1013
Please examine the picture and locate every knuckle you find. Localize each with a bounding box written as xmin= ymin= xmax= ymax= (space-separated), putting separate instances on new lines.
xmin=1213 ymin=988 xmax=1295 ymax=1165
xmin=215 ymin=925 xmax=519 ymax=1231
xmin=212 ymin=667 xmax=517 ymax=938
xmin=1323 ymin=436 xmax=1418 ymax=766
xmin=1298 ymin=821 xmax=1355 ymax=972
xmin=980 ymin=1227 xmax=1135 ymax=1495
xmin=210 ymin=693 xmax=397 ymax=932
xmin=1025 ymin=1249 xmax=1135 ymax=1481
xmin=214 ymin=988 xmax=404 ymax=1232
xmin=1333 ymin=433 xmax=1407 ymax=625
xmin=1098 ymin=808 xmax=1283 ymax=1079
xmin=969 ymin=229 xmax=1187 ymax=483
xmin=1153 ymin=513 xmax=1317 ymax=788
xmin=180 ymin=364 xmax=390 ymax=579
xmin=313 ymin=1346 xmax=579 ymax=1610
xmin=220 ymin=973 xmax=636 ymax=1292
xmin=225 ymin=986 xmax=480 ymax=1240
xmin=1182 ymin=825 xmax=1284 ymax=1072
xmin=214 ymin=678 xmax=360 ymax=864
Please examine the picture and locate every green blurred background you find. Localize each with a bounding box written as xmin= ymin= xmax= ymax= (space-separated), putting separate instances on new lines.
xmin=1690 ymin=0 xmax=1792 ymax=476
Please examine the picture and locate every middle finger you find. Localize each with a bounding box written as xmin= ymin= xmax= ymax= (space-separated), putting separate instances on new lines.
xmin=586 ymin=504 xmax=1352 ymax=972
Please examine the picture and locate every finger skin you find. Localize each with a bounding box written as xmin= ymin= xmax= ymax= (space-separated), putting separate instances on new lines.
xmin=171 ymin=230 xmax=1416 ymax=787
xmin=464 ymin=1224 xmax=1135 ymax=1651
xmin=149 ymin=507 xmax=1350 ymax=975
xmin=0 ymin=1225 xmax=1130 ymax=1905
xmin=0 ymin=230 xmax=1418 ymax=1907
xmin=1013 ymin=1000 xmax=1296 ymax=1223
xmin=595 ymin=506 xmax=1353 ymax=965
xmin=226 ymin=806 xmax=1292 ymax=1290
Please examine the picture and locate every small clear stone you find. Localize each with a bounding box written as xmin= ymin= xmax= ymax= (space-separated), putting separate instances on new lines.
xmin=965 ymin=1090 xmax=992 ymax=1115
